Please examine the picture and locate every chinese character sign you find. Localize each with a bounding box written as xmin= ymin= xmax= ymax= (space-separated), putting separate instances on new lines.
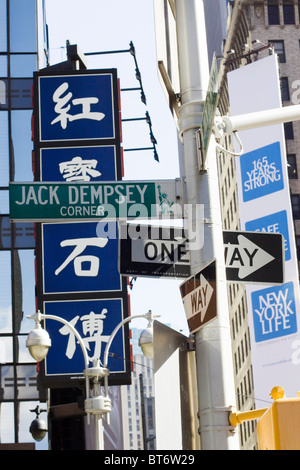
xmin=33 ymin=68 xmax=130 ymax=385
xmin=40 ymin=146 xmax=117 ymax=182
xmin=38 ymin=73 xmax=116 ymax=142
xmin=42 ymin=222 xmax=121 ymax=294
xmin=43 ymin=298 xmax=126 ymax=375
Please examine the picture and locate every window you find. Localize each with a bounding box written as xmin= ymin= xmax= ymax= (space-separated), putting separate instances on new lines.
xmin=0 ymin=217 xmax=35 ymax=249
xmin=10 ymin=54 xmax=37 ymax=78
xmin=0 ymin=0 xmax=7 ymax=52
xmin=288 ymin=154 xmax=298 ymax=178
xmin=281 ymin=77 xmax=290 ymax=101
xmin=284 ymin=122 xmax=294 ymax=139
xmin=295 ymin=235 xmax=300 ymax=259
xmin=268 ymin=3 xmax=280 ymax=25
xmin=291 ymin=194 xmax=300 ymax=219
xmin=0 ymin=55 xmax=8 ymax=77
xmin=283 ymin=3 xmax=295 ymax=24
xmin=11 ymin=110 xmax=34 ymax=181
xmin=0 ymin=111 xmax=9 ymax=184
xmin=270 ymin=40 xmax=285 ymax=62
xmin=0 ymin=0 xmax=45 ymax=450
xmin=0 ymin=403 xmax=14 ymax=442
xmin=9 ymin=0 xmax=37 ymax=52
xmin=0 ymin=252 xmax=12 ymax=333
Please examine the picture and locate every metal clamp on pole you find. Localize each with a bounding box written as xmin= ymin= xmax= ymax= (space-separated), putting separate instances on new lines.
xmin=84 ymin=395 xmax=112 ymax=416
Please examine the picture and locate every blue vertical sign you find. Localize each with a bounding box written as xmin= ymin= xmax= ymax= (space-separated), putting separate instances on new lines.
xmin=228 ymin=55 xmax=300 ymax=402
xmin=38 ymin=73 xmax=116 ymax=142
xmin=40 ymin=146 xmax=117 ymax=182
xmin=239 ymin=142 xmax=284 ymax=202
xmin=33 ymin=69 xmax=130 ymax=386
xmin=42 ymin=222 xmax=121 ymax=294
xmin=44 ymin=298 xmax=126 ymax=376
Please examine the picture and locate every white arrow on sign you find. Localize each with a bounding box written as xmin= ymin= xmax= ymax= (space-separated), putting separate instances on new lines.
xmin=185 ymin=274 xmax=214 ymax=323
xmin=224 ymin=234 xmax=275 ymax=279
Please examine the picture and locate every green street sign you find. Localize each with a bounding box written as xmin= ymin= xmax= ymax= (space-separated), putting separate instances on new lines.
xmin=9 ymin=180 xmax=183 ymax=222
xmin=199 ymin=53 xmax=219 ymax=169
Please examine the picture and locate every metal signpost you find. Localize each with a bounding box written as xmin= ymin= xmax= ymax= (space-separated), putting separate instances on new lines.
xmin=174 ymin=0 xmax=240 ymax=450
xmin=197 ymin=53 xmax=219 ymax=171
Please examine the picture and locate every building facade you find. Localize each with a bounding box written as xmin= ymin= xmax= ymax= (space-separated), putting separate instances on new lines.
xmin=238 ymin=0 xmax=300 ymax=263
xmin=215 ymin=0 xmax=300 ymax=449
xmin=121 ymin=351 xmax=155 ymax=450
xmin=0 ymin=0 xmax=47 ymax=449
xmin=0 ymin=0 xmax=157 ymax=450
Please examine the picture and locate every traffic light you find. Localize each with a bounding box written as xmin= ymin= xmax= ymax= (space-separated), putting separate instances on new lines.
xmin=230 ymin=386 xmax=300 ymax=450
xmin=257 ymin=386 xmax=300 ymax=450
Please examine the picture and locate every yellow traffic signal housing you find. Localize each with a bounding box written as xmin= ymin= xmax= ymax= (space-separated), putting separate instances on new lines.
xmin=229 ymin=386 xmax=300 ymax=450
xmin=257 ymin=390 xmax=300 ymax=450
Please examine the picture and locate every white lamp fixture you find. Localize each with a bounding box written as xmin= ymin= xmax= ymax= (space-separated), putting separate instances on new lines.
xmin=26 ymin=312 xmax=51 ymax=362
xmin=138 ymin=325 xmax=154 ymax=360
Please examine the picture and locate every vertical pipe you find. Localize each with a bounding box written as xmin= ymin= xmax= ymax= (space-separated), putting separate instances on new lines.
xmin=139 ymin=373 xmax=148 ymax=450
xmin=174 ymin=0 xmax=239 ymax=449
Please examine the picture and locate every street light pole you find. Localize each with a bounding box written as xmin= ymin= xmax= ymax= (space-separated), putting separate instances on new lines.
xmin=27 ymin=311 xmax=90 ymax=410
xmin=26 ymin=310 xmax=158 ymax=450
xmin=26 ymin=311 xmax=111 ymax=450
xmin=174 ymin=0 xmax=239 ymax=449
xmin=102 ymin=310 xmax=159 ymax=406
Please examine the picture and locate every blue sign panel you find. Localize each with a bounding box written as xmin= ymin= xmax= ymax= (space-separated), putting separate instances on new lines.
xmin=251 ymin=281 xmax=297 ymax=343
xmin=240 ymin=141 xmax=284 ymax=202
xmin=42 ymin=221 xmax=121 ymax=294
xmin=38 ymin=73 xmax=115 ymax=142
xmin=43 ymin=298 xmax=126 ymax=376
xmin=33 ymin=68 xmax=130 ymax=386
xmin=245 ymin=210 xmax=290 ymax=261
xmin=40 ymin=146 xmax=117 ymax=182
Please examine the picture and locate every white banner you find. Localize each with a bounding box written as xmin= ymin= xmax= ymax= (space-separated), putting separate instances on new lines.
xmin=228 ymin=54 xmax=300 ymax=404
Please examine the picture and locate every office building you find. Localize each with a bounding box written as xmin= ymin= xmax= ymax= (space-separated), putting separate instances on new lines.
xmin=0 ymin=0 xmax=47 ymax=449
xmin=235 ymin=0 xmax=300 ymax=262
xmin=214 ymin=0 xmax=300 ymax=449
xmin=0 ymin=0 xmax=155 ymax=450
xmin=121 ymin=349 xmax=155 ymax=450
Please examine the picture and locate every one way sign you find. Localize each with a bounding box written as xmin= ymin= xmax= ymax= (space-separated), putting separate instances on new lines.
xmin=180 ymin=260 xmax=217 ymax=334
xmin=223 ymin=231 xmax=284 ymax=284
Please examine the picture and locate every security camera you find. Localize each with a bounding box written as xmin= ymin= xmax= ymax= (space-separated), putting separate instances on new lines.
xmin=29 ymin=417 xmax=48 ymax=442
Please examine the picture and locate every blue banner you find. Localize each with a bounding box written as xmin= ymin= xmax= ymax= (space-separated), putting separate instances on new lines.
xmin=252 ymin=282 xmax=297 ymax=343
xmin=240 ymin=141 xmax=284 ymax=202
xmin=245 ymin=210 xmax=290 ymax=261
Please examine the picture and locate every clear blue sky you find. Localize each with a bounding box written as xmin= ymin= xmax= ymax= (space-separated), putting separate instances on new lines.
xmin=45 ymin=0 xmax=189 ymax=334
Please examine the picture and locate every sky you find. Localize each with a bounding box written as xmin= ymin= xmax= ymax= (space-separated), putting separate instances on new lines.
xmin=44 ymin=0 xmax=189 ymax=335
